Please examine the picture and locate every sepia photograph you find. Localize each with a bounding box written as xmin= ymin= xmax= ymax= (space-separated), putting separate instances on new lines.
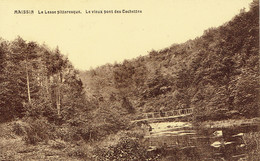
xmin=0 ymin=0 xmax=259 ymax=160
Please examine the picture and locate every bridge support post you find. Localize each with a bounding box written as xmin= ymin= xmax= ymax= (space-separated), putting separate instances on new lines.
xmin=144 ymin=113 xmax=148 ymax=119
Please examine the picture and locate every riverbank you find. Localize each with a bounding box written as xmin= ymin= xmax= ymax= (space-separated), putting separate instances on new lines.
xmin=1 ymin=117 xmax=259 ymax=160
xmin=0 ymin=121 xmax=89 ymax=160
xmin=0 ymin=119 xmax=149 ymax=160
xmin=196 ymin=117 xmax=260 ymax=129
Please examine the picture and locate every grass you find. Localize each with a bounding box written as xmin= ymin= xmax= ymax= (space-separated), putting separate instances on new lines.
xmin=0 ymin=119 xmax=147 ymax=161
xmin=243 ymin=131 xmax=260 ymax=160
xmin=196 ymin=117 xmax=260 ymax=129
xmin=0 ymin=120 xmax=90 ymax=160
xmin=1 ymin=117 xmax=259 ymax=160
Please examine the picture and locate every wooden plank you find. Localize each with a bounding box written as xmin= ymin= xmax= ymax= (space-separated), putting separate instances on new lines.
xmin=132 ymin=108 xmax=194 ymax=123
xmin=147 ymin=113 xmax=154 ymax=118
xmin=154 ymin=112 xmax=160 ymax=118
xmin=166 ymin=111 xmax=173 ymax=116
xmin=131 ymin=113 xmax=193 ymax=123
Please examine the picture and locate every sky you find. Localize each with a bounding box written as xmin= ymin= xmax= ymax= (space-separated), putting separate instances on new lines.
xmin=0 ymin=0 xmax=253 ymax=70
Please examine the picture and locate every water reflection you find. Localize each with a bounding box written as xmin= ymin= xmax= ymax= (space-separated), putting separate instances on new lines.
xmin=145 ymin=122 xmax=258 ymax=160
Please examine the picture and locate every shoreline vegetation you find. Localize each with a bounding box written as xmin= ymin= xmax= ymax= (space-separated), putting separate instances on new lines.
xmin=1 ymin=118 xmax=259 ymax=160
xmin=0 ymin=0 xmax=259 ymax=160
xmin=196 ymin=117 xmax=260 ymax=129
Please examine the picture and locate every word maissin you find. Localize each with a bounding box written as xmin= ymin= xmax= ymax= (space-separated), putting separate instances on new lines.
xmin=14 ymin=10 xmax=34 ymax=14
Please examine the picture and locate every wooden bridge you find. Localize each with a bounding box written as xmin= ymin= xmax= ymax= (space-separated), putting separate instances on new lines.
xmin=131 ymin=108 xmax=194 ymax=123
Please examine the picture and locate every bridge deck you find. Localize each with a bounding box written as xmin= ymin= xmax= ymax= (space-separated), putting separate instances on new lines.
xmin=131 ymin=108 xmax=193 ymax=123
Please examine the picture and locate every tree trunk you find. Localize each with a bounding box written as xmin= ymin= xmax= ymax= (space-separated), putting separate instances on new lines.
xmin=57 ymin=73 xmax=61 ymax=116
xmin=25 ymin=61 xmax=31 ymax=104
xmin=46 ymin=75 xmax=50 ymax=94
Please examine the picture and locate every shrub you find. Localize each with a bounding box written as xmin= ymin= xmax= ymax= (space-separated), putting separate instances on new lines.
xmin=68 ymin=148 xmax=87 ymax=158
xmin=67 ymin=144 xmax=93 ymax=160
xmin=243 ymin=131 xmax=260 ymax=160
xmin=49 ymin=139 xmax=66 ymax=149
xmin=93 ymin=136 xmax=157 ymax=161
xmin=54 ymin=125 xmax=81 ymax=142
xmin=23 ymin=117 xmax=51 ymax=145
xmin=12 ymin=121 xmax=28 ymax=136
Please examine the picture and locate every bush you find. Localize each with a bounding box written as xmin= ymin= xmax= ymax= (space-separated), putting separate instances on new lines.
xmin=67 ymin=144 xmax=93 ymax=160
xmin=54 ymin=125 xmax=82 ymax=142
xmin=49 ymin=139 xmax=66 ymax=149
xmin=12 ymin=121 xmax=28 ymax=136
xmin=243 ymin=131 xmax=260 ymax=160
xmin=23 ymin=117 xmax=52 ymax=145
xmin=93 ymin=136 xmax=158 ymax=161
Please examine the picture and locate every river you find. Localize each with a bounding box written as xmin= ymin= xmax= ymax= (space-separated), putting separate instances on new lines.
xmin=144 ymin=121 xmax=259 ymax=160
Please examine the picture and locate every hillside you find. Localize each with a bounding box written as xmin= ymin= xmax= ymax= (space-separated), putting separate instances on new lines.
xmin=0 ymin=1 xmax=259 ymax=160
xmin=80 ymin=1 xmax=259 ymax=121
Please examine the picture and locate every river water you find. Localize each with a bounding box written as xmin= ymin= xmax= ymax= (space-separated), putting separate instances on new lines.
xmin=144 ymin=121 xmax=259 ymax=161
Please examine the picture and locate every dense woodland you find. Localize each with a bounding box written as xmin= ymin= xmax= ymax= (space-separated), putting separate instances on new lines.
xmin=80 ymin=1 xmax=259 ymax=120
xmin=0 ymin=38 xmax=87 ymax=122
xmin=0 ymin=1 xmax=259 ymax=160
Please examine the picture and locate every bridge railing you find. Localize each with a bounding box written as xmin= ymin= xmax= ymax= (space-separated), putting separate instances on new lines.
xmin=134 ymin=108 xmax=193 ymax=121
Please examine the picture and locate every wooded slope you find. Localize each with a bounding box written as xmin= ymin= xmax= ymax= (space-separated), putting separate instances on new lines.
xmin=80 ymin=1 xmax=259 ymax=120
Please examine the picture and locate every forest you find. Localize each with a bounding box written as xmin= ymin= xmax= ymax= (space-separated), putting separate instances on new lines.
xmin=80 ymin=0 xmax=259 ymax=120
xmin=0 ymin=1 xmax=259 ymax=160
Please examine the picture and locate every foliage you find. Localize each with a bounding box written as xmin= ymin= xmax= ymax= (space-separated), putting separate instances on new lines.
xmin=243 ymin=131 xmax=260 ymax=160
xmin=0 ymin=2 xmax=259 ymax=160
xmin=0 ymin=37 xmax=87 ymax=124
xmin=12 ymin=121 xmax=28 ymax=136
xmin=93 ymin=136 xmax=160 ymax=161
xmin=80 ymin=1 xmax=259 ymax=120
xmin=23 ymin=117 xmax=52 ymax=145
